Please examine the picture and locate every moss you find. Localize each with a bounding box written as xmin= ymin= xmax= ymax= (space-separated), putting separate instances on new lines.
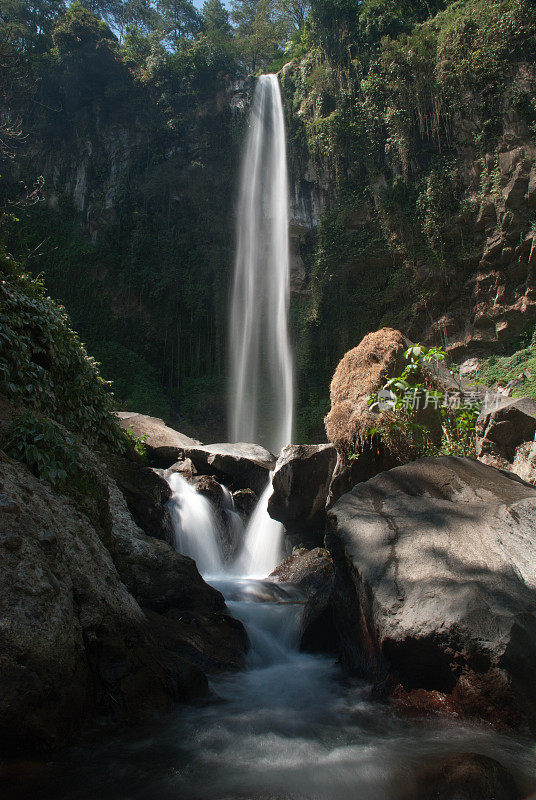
xmin=479 ymin=334 xmax=536 ymax=401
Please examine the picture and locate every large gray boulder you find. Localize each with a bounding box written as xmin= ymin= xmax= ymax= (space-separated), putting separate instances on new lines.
xmin=477 ymin=396 xmax=536 ymax=483
xmin=268 ymin=444 xmax=337 ymax=546
xmin=117 ymin=412 xmax=201 ymax=466
xmin=109 ymin=454 xmax=174 ymax=543
xmin=0 ymin=457 xmax=207 ymax=753
xmin=327 ymin=456 xmax=536 ymax=731
xmin=177 ymin=442 xmax=276 ymax=494
xmin=117 ymin=413 xmax=275 ymax=492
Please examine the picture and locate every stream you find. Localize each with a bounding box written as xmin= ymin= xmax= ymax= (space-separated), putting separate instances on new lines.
xmin=35 ymin=575 xmax=536 ymax=800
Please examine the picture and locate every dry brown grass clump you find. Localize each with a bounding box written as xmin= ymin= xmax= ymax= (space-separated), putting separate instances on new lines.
xmin=325 ymin=328 xmax=407 ymax=454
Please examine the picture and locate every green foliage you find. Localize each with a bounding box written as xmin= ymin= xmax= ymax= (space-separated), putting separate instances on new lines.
xmin=281 ymin=0 xmax=536 ymax=441
xmin=0 ymin=254 xmax=124 ymax=450
xmin=0 ymin=0 xmax=65 ymax=53
xmin=479 ymin=326 xmax=536 ymax=401
xmin=51 ymin=2 xmax=132 ymax=110
xmin=156 ymin=0 xmax=202 ymax=46
xmin=3 ymin=410 xmax=85 ymax=485
xmin=296 ymin=392 xmax=330 ymax=442
xmin=369 ymin=344 xmax=480 ymax=459
xmin=122 ymin=424 xmax=147 ymax=460
xmin=231 ymin=0 xmax=288 ymax=71
xmin=203 ymin=0 xmax=231 ymax=34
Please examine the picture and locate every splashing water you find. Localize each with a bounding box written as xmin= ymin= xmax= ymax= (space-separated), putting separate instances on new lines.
xmin=234 ymin=479 xmax=282 ymax=578
xmin=229 ymin=73 xmax=294 ymax=577
xmin=167 ymin=473 xmax=222 ymax=575
xmin=35 ymin=577 xmax=536 ymax=800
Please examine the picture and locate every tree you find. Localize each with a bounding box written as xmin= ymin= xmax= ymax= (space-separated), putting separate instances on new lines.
xmin=231 ymin=0 xmax=286 ymax=71
xmin=51 ymin=3 xmax=131 ymax=111
xmin=78 ymin=0 xmax=123 ymax=27
xmin=277 ymin=0 xmax=310 ymax=31
xmin=156 ymin=0 xmax=202 ymax=46
xmin=114 ymin=0 xmax=155 ymax=42
xmin=203 ymin=0 xmax=231 ymax=34
xmin=0 ymin=0 xmax=65 ymax=52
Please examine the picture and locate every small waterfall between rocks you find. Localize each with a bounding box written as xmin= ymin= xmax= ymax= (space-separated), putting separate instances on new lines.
xmin=167 ymin=473 xmax=222 ymax=575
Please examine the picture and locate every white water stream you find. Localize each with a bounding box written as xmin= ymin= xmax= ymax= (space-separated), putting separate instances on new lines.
xmin=39 ymin=575 xmax=536 ymax=800
xmin=167 ymin=473 xmax=222 ymax=575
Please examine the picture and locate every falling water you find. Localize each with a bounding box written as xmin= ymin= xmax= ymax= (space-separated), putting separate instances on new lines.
xmin=230 ymin=74 xmax=293 ymax=455
xmin=167 ymin=473 xmax=222 ymax=575
xmin=229 ymin=74 xmax=294 ymax=577
xmin=234 ymin=476 xmax=282 ymax=578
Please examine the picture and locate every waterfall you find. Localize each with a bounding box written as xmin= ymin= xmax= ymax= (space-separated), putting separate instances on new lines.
xmin=230 ymin=74 xmax=293 ymax=454
xmin=167 ymin=474 xmax=223 ymax=575
xmin=229 ymin=74 xmax=294 ymax=577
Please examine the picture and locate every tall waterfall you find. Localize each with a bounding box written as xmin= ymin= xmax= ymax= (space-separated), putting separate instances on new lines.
xmin=230 ymin=74 xmax=294 ymax=455
xmin=229 ymin=74 xmax=294 ymax=578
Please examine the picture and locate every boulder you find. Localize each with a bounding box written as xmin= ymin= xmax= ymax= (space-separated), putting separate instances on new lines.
xmin=117 ymin=412 xmax=201 ymax=467
xmin=109 ymin=455 xmax=174 ymax=543
xmin=477 ymin=396 xmax=536 ymax=482
xmin=232 ymin=488 xmax=258 ymax=520
xmin=167 ymin=458 xmax=197 ymax=479
xmin=194 ymin=475 xmax=245 ymax=563
xmin=0 ymin=457 xmax=207 ymax=753
xmin=327 ymin=456 xmax=536 ymax=731
xmin=270 ymin=548 xmax=338 ymax=654
xmin=178 ymin=443 xmax=276 ymax=494
xmin=270 ymin=547 xmax=334 ymax=595
xmin=194 ymin=474 xmax=226 ymax=508
xmin=398 ymin=753 xmax=520 ymax=800
xmin=107 ymin=481 xmax=248 ymax=673
xmin=324 ymin=328 xmax=449 ymax=503
xmin=267 ymin=445 xmax=337 ymax=546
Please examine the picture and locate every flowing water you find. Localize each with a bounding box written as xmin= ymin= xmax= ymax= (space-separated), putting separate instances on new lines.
xmin=229 ymin=73 xmax=295 ymax=576
xmin=167 ymin=473 xmax=222 ymax=575
xmin=229 ymin=73 xmax=294 ymax=456
xmin=36 ymin=577 xmax=536 ymax=800
xmin=34 ymin=470 xmax=536 ymax=800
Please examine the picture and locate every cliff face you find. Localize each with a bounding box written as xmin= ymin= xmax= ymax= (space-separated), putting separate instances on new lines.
xmin=281 ymin=0 xmax=536 ymax=438
xmin=285 ymin=69 xmax=536 ymax=356
xmin=5 ymin=23 xmax=248 ymax=437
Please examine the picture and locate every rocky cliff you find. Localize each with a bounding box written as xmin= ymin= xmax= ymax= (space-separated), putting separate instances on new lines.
xmin=281 ymin=0 xmax=536 ymax=438
xmin=3 ymin=7 xmax=248 ymax=438
xmin=0 ymin=409 xmax=247 ymax=754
